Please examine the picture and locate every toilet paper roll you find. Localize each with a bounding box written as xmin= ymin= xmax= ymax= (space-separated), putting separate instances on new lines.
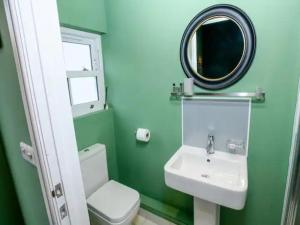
xmin=136 ymin=128 xmax=151 ymax=142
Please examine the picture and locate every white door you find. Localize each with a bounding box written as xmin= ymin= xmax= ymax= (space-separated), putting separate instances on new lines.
xmin=4 ymin=0 xmax=90 ymax=224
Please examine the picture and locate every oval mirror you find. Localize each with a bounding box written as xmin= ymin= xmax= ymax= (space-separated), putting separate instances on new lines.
xmin=180 ymin=5 xmax=256 ymax=90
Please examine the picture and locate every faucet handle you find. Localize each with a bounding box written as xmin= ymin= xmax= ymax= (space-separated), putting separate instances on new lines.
xmin=208 ymin=134 xmax=214 ymax=141
xmin=206 ymin=134 xmax=215 ymax=154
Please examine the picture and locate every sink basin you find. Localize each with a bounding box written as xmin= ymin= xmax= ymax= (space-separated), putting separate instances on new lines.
xmin=164 ymin=145 xmax=248 ymax=210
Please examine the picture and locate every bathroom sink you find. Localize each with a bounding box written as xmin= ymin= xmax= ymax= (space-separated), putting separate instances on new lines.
xmin=164 ymin=145 xmax=247 ymax=210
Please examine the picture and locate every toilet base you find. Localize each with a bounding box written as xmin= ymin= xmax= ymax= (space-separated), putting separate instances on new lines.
xmin=89 ymin=201 xmax=140 ymax=225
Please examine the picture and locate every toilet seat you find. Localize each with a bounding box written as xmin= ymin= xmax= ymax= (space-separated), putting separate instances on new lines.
xmin=87 ymin=180 xmax=140 ymax=224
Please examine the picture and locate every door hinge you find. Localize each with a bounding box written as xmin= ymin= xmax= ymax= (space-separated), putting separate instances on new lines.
xmin=51 ymin=183 xmax=63 ymax=198
xmin=60 ymin=203 xmax=68 ymax=220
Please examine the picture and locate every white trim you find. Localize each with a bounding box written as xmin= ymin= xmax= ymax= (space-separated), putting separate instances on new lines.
xmin=281 ymin=80 xmax=300 ymax=225
xmin=4 ymin=0 xmax=90 ymax=225
xmin=4 ymin=3 xmax=55 ymax=222
xmin=181 ymin=99 xmax=184 ymax=145
xmin=245 ymin=99 xmax=252 ymax=157
xmin=61 ymin=27 xmax=105 ymax=117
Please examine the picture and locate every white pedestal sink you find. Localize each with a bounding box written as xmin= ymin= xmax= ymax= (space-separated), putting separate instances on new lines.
xmin=164 ymin=145 xmax=247 ymax=225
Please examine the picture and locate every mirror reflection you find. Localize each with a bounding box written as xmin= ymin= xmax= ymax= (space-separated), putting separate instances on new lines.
xmin=187 ymin=16 xmax=245 ymax=81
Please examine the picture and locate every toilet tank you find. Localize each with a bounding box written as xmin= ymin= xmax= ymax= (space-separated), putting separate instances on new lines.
xmin=79 ymin=144 xmax=109 ymax=197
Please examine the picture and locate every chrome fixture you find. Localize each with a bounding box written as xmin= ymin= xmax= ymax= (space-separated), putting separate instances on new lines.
xmin=170 ymin=84 xmax=265 ymax=103
xmin=226 ymin=139 xmax=245 ymax=154
xmin=206 ymin=134 xmax=215 ymax=154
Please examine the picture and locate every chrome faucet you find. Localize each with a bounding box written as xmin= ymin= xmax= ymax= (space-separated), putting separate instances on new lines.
xmin=206 ymin=134 xmax=215 ymax=154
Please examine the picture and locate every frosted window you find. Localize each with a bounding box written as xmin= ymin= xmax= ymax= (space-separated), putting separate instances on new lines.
xmin=62 ymin=42 xmax=92 ymax=71
xmin=69 ymin=77 xmax=98 ymax=105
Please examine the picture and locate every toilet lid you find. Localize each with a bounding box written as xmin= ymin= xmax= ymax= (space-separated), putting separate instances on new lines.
xmin=87 ymin=180 xmax=140 ymax=223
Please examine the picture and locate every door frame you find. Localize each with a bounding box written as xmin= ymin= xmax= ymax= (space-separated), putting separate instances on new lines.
xmin=281 ymin=80 xmax=300 ymax=225
xmin=4 ymin=0 xmax=90 ymax=224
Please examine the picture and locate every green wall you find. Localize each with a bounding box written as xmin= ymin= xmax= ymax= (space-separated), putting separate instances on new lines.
xmin=2 ymin=0 xmax=300 ymax=224
xmin=0 ymin=0 xmax=109 ymax=224
xmin=73 ymin=109 xmax=119 ymax=180
xmin=57 ymin=0 xmax=107 ymax=33
xmin=102 ymin=1 xmax=300 ymax=225
xmin=0 ymin=133 xmax=24 ymax=225
xmin=0 ymin=2 xmax=50 ymax=225
xmin=57 ymin=0 xmax=119 ymax=181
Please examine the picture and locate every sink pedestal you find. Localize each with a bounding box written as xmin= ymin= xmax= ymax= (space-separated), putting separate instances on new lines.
xmin=194 ymin=198 xmax=220 ymax=225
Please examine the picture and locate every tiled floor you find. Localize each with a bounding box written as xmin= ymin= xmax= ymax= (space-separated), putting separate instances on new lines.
xmin=132 ymin=208 xmax=176 ymax=225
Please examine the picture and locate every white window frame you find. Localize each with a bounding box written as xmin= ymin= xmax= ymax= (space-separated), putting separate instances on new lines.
xmin=61 ymin=27 xmax=105 ymax=117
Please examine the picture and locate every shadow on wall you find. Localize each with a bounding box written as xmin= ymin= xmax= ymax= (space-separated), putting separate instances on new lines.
xmin=0 ymin=130 xmax=24 ymax=225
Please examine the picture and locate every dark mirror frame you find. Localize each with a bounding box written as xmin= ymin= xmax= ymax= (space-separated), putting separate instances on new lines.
xmin=180 ymin=4 xmax=256 ymax=90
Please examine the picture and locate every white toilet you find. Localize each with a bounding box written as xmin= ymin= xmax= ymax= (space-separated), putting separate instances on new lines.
xmin=79 ymin=143 xmax=140 ymax=225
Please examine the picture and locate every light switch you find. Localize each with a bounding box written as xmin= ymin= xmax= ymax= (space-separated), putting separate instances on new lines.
xmin=20 ymin=142 xmax=36 ymax=166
